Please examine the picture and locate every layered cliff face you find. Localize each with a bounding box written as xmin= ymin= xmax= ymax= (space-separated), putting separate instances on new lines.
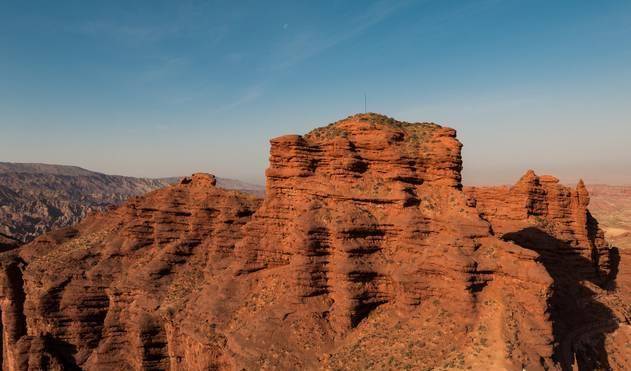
xmin=0 ymin=114 xmax=626 ymax=370
xmin=466 ymin=172 xmax=627 ymax=370
xmin=465 ymin=170 xmax=613 ymax=281
xmin=212 ymin=114 xmax=553 ymax=370
xmin=0 ymin=173 xmax=261 ymax=370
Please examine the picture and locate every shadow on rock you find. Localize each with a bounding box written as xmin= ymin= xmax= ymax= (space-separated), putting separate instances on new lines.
xmin=503 ymin=227 xmax=619 ymax=371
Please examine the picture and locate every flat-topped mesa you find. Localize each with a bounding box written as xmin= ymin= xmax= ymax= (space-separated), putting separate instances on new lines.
xmin=233 ymin=113 xmax=556 ymax=368
xmin=266 ymin=113 xmax=463 ymax=201
xmin=0 ymin=115 xmax=624 ymax=370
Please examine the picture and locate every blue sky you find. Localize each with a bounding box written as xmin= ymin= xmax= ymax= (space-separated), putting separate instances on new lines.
xmin=1 ymin=0 xmax=630 ymax=184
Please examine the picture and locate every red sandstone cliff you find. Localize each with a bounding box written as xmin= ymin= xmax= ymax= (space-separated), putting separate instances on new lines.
xmin=0 ymin=173 xmax=261 ymax=370
xmin=465 ymin=170 xmax=613 ymax=281
xmin=0 ymin=114 xmax=627 ymax=370
xmin=465 ymin=171 xmax=628 ymax=370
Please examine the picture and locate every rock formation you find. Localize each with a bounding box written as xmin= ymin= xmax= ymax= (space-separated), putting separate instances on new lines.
xmin=465 ymin=171 xmax=627 ymax=370
xmin=0 ymin=172 xmax=261 ymax=370
xmin=465 ymin=171 xmax=614 ymax=281
xmin=0 ymin=163 xmax=264 ymax=245
xmin=0 ymin=114 xmax=627 ymax=370
xmin=0 ymin=164 xmax=171 ymax=245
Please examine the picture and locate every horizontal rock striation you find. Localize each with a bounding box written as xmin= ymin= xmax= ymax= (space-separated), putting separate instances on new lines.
xmin=0 ymin=114 xmax=626 ymax=370
xmin=187 ymin=114 xmax=554 ymax=369
xmin=465 ymin=170 xmax=614 ymax=283
xmin=0 ymin=173 xmax=261 ymax=370
xmin=465 ymin=171 xmax=625 ymax=370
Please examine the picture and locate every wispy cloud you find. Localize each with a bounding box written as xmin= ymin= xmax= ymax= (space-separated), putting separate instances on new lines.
xmin=211 ymin=84 xmax=264 ymax=113
xmin=70 ymin=4 xmax=229 ymax=47
xmin=76 ymin=20 xmax=181 ymax=43
xmin=268 ymin=0 xmax=413 ymax=70
xmin=201 ymin=1 xmax=412 ymax=114
xmin=138 ymin=56 xmax=189 ymax=83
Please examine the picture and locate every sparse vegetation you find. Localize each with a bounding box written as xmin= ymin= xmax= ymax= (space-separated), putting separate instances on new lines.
xmin=304 ymin=113 xmax=440 ymax=144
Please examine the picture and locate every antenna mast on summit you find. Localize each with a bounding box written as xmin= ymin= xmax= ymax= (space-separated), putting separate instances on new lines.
xmin=364 ymin=93 xmax=367 ymax=113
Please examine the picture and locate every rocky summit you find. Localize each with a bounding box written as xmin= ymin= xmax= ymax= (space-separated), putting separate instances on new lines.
xmin=0 ymin=114 xmax=628 ymax=370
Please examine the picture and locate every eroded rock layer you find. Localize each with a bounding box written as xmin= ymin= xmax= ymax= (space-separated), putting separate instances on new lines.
xmin=0 ymin=114 xmax=627 ymax=370
xmin=466 ymin=171 xmax=627 ymax=370
xmin=215 ymin=115 xmax=553 ymax=370
xmin=465 ymin=170 xmax=614 ymax=282
xmin=1 ymin=173 xmax=261 ymax=370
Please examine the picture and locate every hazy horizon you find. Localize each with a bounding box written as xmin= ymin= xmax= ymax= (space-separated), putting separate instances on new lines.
xmin=2 ymin=1 xmax=630 ymax=185
xmin=2 ymin=157 xmax=629 ymax=188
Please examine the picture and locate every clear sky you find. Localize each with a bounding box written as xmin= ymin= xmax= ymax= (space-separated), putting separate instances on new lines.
xmin=1 ymin=0 xmax=630 ymax=185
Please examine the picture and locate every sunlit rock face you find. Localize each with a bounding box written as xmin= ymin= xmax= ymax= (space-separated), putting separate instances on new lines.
xmin=0 ymin=114 xmax=626 ymax=370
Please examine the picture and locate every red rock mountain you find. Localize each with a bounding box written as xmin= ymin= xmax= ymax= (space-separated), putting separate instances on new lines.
xmin=465 ymin=172 xmax=628 ymax=370
xmin=0 ymin=114 xmax=627 ymax=370
xmin=0 ymin=163 xmax=264 ymax=248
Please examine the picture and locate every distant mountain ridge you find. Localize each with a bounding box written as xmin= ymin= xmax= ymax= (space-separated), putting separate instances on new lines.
xmin=0 ymin=162 xmax=104 ymax=176
xmin=0 ymin=162 xmax=263 ymax=246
